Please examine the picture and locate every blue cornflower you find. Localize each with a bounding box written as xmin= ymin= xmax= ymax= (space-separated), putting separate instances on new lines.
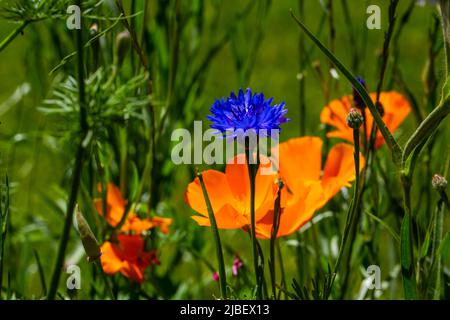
xmin=207 ymin=88 xmax=289 ymax=137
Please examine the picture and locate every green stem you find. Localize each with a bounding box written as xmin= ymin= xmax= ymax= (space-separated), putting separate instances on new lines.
xmin=403 ymin=98 xmax=450 ymax=163
xmin=328 ymin=127 xmax=361 ymax=298
xmin=198 ymin=173 xmax=227 ymax=299
xmin=269 ymin=182 xmax=282 ymax=299
xmin=0 ymin=21 xmax=29 ymax=53
xmin=48 ymin=2 xmax=87 ymax=299
xmin=276 ymin=241 xmax=287 ymax=300
xmin=400 ymin=175 xmax=417 ymax=299
xmin=95 ymin=260 xmax=115 ymax=300
xmin=245 ymin=136 xmax=262 ymax=299
xmin=440 ymin=0 xmax=450 ymax=78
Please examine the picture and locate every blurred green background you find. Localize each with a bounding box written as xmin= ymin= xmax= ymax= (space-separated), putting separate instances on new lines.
xmin=0 ymin=0 xmax=448 ymax=299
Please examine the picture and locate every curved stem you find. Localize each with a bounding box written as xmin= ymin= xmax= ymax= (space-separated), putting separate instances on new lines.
xmin=198 ymin=173 xmax=227 ymax=299
xmin=245 ymin=136 xmax=262 ymax=299
xmin=327 ymin=127 xmax=361 ymax=299
xmin=0 ymin=21 xmax=29 ymax=53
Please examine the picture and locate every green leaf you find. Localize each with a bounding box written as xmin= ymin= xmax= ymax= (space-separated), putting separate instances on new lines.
xmin=400 ymin=213 xmax=417 ymax=299
xmin=129 ymin=161 xmax=139 ymax=202
xmin=420 ymin=228 xmax=431 ymax=259
xmin=289 ymin=10 xmax=402 ymax=166
xmin=437 ymin=232 xmax=450 ymax=262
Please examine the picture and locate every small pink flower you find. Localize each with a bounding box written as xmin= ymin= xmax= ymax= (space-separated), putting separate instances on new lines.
xmin=232 ymin=256 xmax=244 ymax=277
xmin=212 ymin=271 xmax=219 ymax=282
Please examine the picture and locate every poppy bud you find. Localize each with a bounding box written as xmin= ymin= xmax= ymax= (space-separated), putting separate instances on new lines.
xmin=115 ymin=30 xmax=131 ymax=68
xmin=75 ymin=205 xmax=102 ymax=262
xmin=346 ymin=108 xmax=364 ymax=129
xmin=432 ymin=174 xmax=447 ymax=191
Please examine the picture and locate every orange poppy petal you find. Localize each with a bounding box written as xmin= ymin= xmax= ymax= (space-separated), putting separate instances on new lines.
xmin=377 ymin=91 xmax=411 ymax=132
xmin=278 ymin=137 xmax=323 ymax=191
xmin=120 ymin=261 xmax=145 ymax=283
xmin=320 ymin=96 xmax=353 ymax=129
xmin=191 ymin=203 xmax=248 ymax=229
xmin=100 ymin=241 xmax=124 ymax=275
xmin=256 ymin=182 xmax=324 ymax=238
xmin=121 ymin=214 xmax=154 ymax=234
xmin=322 ymin=143 xmax=365 ymax=202
xmin=151 ymin=216 xmax=173 ymax=234
xmin=104 ymin=182 xmax=126 ymax=209
xmin=185 ymin=170 xmax=234 ymax=217
xmin=225 ymin=155 xmax=250 ymax=201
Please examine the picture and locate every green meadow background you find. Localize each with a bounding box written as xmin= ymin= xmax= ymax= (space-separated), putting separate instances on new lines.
xmin=0 ymin=0 xmax=448 ymax=299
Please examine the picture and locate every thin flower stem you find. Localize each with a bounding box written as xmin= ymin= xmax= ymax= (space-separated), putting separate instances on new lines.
xmin=269 ymin=182 xmax=282 ymax=299
xmin=328 ymin=127 xmax=361 ymax=299
xmin=298 ymin=0 xmax=306 ymax=136
xmin=115 ymin=0 xmax=157 ymax=211
xmin=47 ymin=1 xmax=88 ymax=299
xmin=95 ymin=260 xmax=115 ymax=300
xmin=276 ymin=241 xmax=287 ymax=300
xmin=440 ymin=0 xmax=450 ymax=78
xmin=376 ymin=0 xmax=399 ymax=103
xmin=0 ymin=21 xmax=29 ymax=53
xmin=245 ymin=136 xmax=262 ymax=299
xmin=198 ymin=173 xmax=227 ymax=299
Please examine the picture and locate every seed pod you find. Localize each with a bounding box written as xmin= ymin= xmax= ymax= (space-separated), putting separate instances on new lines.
xmin=75 ymin=205 xmax=102 ymax=262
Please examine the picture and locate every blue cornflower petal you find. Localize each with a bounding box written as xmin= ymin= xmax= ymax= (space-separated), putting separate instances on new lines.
xmin=207 ymin=88 xmax=290 ymax=138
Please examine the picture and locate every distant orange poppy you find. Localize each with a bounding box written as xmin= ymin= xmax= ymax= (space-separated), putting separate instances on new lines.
xmin=255 ymin=137 xmax=365 ymax=238
xmin=320 ymin=91 xmax=411 ymax=149
xmin=185 ymin=138 xmax=364 ymax=239
xmin=94 ymin=183 xmax=172 ymax=234
xmin=100 ymin=234 xmax=159 ymax=283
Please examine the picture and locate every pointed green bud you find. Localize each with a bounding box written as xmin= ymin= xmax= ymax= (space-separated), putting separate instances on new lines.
xmin=75 ymin=205 xmax=101 ymax=262
xmin=115 ymin=30 xmax=131 ymax=68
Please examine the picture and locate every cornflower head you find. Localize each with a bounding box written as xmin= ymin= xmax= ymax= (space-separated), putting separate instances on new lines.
xmin=207 ymin=88 xmax=289 ymax=138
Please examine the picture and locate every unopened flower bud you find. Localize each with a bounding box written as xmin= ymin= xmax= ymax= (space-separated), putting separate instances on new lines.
xmin=346 ymin=108 xmax=364 ymax=129
xmin=115 ymin=30 xmax=131 ymax=68
xmin=75 ymin=205 xmax=101 ymax=262
xmin=432 ymin=174 xmax=447 ymax=191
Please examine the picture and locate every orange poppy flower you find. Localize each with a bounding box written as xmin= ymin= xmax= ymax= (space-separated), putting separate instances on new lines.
xmin=100 ymin=234 xmax=159 ymax=283
xmin=320 ymin=91 xmax=411 ymax=149
xmin=185 ymin=138 xmax=364 ymax=239
xmin=185 ymin=155 xmax=278 ymax=230
xmin=254 ymin=137 xmax=365 ymax=238
xmin=94 ymin=183 xmax=172 ymax=234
